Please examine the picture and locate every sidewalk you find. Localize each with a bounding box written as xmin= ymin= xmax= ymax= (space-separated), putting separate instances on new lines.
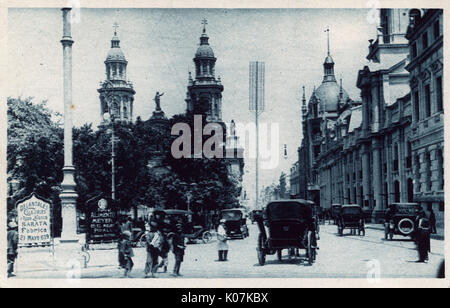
xmin=365 ymin=224 xmax=444 ymax=240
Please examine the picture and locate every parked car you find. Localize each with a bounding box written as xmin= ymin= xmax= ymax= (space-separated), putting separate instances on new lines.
xmin=384 ymin=203 xmax=421 ymax=240
xmin=337 ymin=204 xmax=365 ymax=236
xmin=221 ymin=209 xmax=249 ymax=239
xmin=255 ymin=199 xmax=317 ymax=266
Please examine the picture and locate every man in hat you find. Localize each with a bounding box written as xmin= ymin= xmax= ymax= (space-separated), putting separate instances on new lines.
xmin=7 ymin=220 xmax=19 ymax=277
xmin=217 ymin=219 xmax=229 ymax=261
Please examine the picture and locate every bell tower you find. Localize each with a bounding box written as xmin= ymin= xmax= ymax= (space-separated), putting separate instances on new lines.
xmin=186 ymin=19 xmax=224 ymax=122
xmin=98 ymin=23 xmax=135 ymax=123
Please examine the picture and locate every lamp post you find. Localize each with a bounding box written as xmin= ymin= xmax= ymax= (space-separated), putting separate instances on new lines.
xmin=103 ymin=112 xmax=116 ymax=202
xmin=182 ymin=182 xmax=197 ymax=212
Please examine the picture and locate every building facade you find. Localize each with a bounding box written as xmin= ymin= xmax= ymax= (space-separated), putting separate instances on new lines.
xmin=291 ymin=9 xmax=443 ymax=225
xmin=98 ymin=26 xmax=135 ymax=123
xmin=405 ymin=9 xmax=444 ymax=227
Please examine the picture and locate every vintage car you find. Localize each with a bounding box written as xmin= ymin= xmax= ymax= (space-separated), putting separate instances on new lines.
xmin=143 ymin=209 xmax=213 ymax=245
xmin=331 ymin=204 xmax=342 ymax=224
xmin=337 ymin=204 xmax=365 ymax=236
xmin=384 ymin=203 xmax=421 ymax=240
xmin=255 ymin=200 xmax=317 ymax=266
xmin=221 ymin=209 xmax=249 ymax=239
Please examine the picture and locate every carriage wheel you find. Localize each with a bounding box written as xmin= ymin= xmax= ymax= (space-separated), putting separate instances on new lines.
xmin=257 ymin=234 xmax=266 ymax=266
xmin=277 ymin=249 xmax=283 ymax=262
xmin=202 ymin=231 xmax=212 ymax=244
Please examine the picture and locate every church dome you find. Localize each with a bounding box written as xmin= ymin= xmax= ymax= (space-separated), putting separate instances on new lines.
xmin=105 ymin=33 xmax=127 ymax=63
xmin=106 ymin=47 xmax=126 ymax=62
xmin=195 ymin=44 xmax=215 ymax=58
xmin=315 ymin=81 xmax=349 ymax=112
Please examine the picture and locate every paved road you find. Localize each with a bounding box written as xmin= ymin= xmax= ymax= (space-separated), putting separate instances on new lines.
xmin=13 ymin=223 xmax=444 ymax=279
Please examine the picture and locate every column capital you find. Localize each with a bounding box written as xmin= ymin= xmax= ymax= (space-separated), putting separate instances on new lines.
xmin=61 ymin=38 xmax=74 ymax=47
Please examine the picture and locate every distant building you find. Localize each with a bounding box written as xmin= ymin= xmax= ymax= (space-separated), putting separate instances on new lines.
xmin=98 ymin=26 xmax=135 ymax=123
xmin=405 ymin=9 xmax=444 ymax=227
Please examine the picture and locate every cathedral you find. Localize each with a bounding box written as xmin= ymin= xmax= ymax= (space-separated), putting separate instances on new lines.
xmin=98 ymin=24 xmax=135 ymax=123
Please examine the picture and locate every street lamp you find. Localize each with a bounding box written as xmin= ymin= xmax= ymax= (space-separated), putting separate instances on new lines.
xmin=103 ymin=112 xmax=116 ymax=201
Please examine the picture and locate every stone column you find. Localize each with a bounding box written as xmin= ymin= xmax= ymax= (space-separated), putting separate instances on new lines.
xmin=59 ymin=7 xmax=79 ymax=243
xmin=361 ymin=144 xmax=370 ymax=208
xmin=372 ymin=138 xmax=383 ymax=222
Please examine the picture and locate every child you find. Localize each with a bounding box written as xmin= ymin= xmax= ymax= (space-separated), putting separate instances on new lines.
xmin=171 ymin=223 xmax=186 ymax=277
xmin=119 ymin=231 xmax=134 ymax=277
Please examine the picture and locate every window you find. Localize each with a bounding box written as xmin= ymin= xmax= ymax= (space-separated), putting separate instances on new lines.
xmin=414 ymin=91 xmax=420 ymax=121
xmin=425 ymin=84 xmax=431 ymax=118
xmin=407 ymin=178 xmax=414 ymax=202
xmin=436 ymin=76 xmax=443 ymax=112
xmin=406 ymin=142 xmax=412 ymax=168
xmin=434 ymin=20 xmax=440 ymax=39
xmin=422 ymin=32 xmax=428 ymax=49
xmin=394 ymin=181 xmax=400 ymax=203
xmin=393 ymin=143 xmax=399 ymax=172
xmin=411 ymin=42 xmax=417 ymax=58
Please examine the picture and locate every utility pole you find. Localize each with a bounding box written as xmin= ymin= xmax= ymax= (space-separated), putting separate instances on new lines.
xmin=249 ymin=61 xmax=265 ymax=210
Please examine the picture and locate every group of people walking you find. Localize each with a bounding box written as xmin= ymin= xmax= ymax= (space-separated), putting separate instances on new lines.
xmin=116 ymin=215 xmax=231 ymax=278
xmin=118 ymin=214 xmax=186 ymax=278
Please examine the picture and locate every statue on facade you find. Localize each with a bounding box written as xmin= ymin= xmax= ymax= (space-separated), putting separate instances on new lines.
xmin=154 ymin=91 xmax=164 ymax=111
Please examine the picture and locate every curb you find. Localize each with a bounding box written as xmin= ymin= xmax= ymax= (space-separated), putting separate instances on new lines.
xmin=365 ymin=225 xmax=444 ymax=241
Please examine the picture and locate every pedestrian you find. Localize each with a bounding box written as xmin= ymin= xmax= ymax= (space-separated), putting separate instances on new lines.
xmin=217 ymin=219 xmax=229 ymax=261
xmin=415 ymin=216 xmax=431 ymax=263
xmin=158 ymin=217 xmax=171 ymax=273
xmin=429 ymin=208 xmax=437 ymax=234
xmin=122 ymin=216 xmax=133 ymax=233
xmin=7 ymin=221 xmax=19 ymax=278
xmin=119 ymin=231 xmax=134 ymax=277
xmin=145 ymin=221 xmax=162 ymax=278
xmin=171 ymin=223 xmax=186 ymax=277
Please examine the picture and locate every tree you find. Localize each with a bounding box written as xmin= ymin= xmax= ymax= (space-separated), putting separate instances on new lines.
xmin=7 ymin=97 xmax=64 ymax=235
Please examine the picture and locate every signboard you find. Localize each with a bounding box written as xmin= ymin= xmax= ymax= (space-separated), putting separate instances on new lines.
xmin=88 ymin=198 xmax=117 ymax=243
xmin=16 ymin=193 xmax=52 ymax=246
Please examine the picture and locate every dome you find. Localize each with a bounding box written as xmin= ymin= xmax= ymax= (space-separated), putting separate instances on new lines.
xmin=195 ymin=43 xmax=215 ymax=58
xmin=324 ymin=55 xmax=334 ymax=64
xmin=315 ymin=81 xmax=349 ymax=112
xmin=106 ymin=47 xmax=126 ymax=62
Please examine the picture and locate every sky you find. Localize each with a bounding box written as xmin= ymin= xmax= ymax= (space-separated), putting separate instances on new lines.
xmin=8 ymin=8 xmax=377 ymax=208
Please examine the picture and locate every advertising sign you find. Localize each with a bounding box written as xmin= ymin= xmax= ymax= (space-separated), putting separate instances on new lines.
xmin=88 ymin=198 xmax=117 ymax=243
xmin=16 ymin=193 xmax=52 ymax=246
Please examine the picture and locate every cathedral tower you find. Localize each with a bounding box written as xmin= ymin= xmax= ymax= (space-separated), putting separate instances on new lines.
xmin=186 ymin=19 xmax=224 ymax=122
xmin=98 ymin=24 xmax=135 ymax=123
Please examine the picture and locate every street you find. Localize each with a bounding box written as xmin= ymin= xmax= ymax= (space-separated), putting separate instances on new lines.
xmin=13 ymin=223 xmax=444 ymax=279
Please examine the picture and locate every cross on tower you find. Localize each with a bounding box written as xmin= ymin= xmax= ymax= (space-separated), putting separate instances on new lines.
xmin=113 ymin=22 xmax=119 ymax=35
xmin=201 ymin=18 xmax=208 ymax=33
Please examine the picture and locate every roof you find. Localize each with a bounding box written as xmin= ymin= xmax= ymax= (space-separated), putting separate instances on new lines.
xmin=314 ymin=81 xmax=349 ymax=112
xmin=348 ymin=105 xmax=362 ymax=132
xmin=267 ymin=199 xmax=315 ymax=206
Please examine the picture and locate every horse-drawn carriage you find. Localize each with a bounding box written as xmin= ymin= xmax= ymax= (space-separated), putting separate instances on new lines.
xmin=255 ymin=200 xmax=318 ymax=266
xmin=337 ymin=204 xmax=365 ymax=236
